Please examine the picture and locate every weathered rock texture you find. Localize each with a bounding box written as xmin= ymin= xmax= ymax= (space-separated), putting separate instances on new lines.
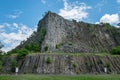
xmin=16 ymin=11 xmax=120 ymax=53
xmin=2 ymin=54 xmax=120 ymax=74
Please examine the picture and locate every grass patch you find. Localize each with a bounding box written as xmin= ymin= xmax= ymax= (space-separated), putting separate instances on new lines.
xmin=28 ymin=52 xmax=117 ymax=57
xmin=0 ymin=74 xmax=120 ymax=80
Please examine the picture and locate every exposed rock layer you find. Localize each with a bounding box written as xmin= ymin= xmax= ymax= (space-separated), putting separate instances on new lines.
xmin=2 ymin=54 xmax=120 ymax=74
xmin=16 ymin=11 xmax=120 ymax=53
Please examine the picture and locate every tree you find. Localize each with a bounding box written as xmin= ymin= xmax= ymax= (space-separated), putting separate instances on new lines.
xmin=0 ymin=41 xmax=3 ymax=54
xmin=0 ymin=41 xmax=3 ymax=48
xmin=117 ymin=23 xmax=120 ymax=26
xmin=0 ymin=41 xmax=3 ymax=71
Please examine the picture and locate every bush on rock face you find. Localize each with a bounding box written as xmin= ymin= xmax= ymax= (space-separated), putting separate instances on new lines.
xmin=46 ymin=56 xmax=52 ymax=64
xmin=111 ymin=46 xmax=120 ymax=55
xmin=17 ymin=49 xmax=29 ymax=58
xmin=10 ymin=59 xmax=17 ymax=72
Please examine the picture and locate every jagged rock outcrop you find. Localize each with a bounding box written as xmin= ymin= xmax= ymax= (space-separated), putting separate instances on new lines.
xmin=2 ymin=54 xmax=120 ymax=74
xmin=16 ymin=11 xmax=120 ymax=53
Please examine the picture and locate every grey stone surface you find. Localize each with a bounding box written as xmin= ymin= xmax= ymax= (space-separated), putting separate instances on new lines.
xmin=2 ymin=54 xmax=120 ymax=74
xmin=16 ymin=11 xmax=120 ymax=53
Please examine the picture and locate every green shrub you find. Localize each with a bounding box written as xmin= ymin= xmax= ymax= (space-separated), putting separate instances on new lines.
xmin=56 ymin=44 xmax=59 ymax=49
xmin=44 ymin=46 xmax=48 ymax=51
xmin=0 ymin=61 xmax=3 ymax=70
xmin=111 ymin=46 xmax=120 ymax=55
xmin=105 ymin=62 xmax=111 ymax=69
xmin=40 ymin=27 xmax=46 ymax=43
xmin=7 ymin=49 xmax=19 ymax=55
xmin=10 ymin=59 xmax=17 ymax=72
xmin=56 ymin=43 xmax=63 ymax=49
xmin=0 ymin=54 xmax=3 ymax=60
xmin=32 ymin=43 xmax=40 ymax=52
xmin=68 ymin=42 xmax=72 ymax=45
xmin=72 ymin=63 xmax=77 ymax=68
xmin=25 ymin=43 xmax=40 ymax=52
xmin=46 ymin=56 xmax=52 ymax=64
xmin=17 ymin=49 xmax=29 ymax=59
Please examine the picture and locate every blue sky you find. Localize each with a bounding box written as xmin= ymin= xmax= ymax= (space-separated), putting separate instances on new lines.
xmin=0 ymin=0 xmax=120 ymax=52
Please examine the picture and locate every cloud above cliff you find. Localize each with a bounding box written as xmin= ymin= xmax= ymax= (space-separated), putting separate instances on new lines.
xmin=59 ymin=0 xmax=91 ymax=21
xmin=0 ymin=23 xmax=36 ymax=52
xmin=100 ymin=14 xmax=119 ymax=24
xmin=7 ymin=10 xmax=23 ymax=19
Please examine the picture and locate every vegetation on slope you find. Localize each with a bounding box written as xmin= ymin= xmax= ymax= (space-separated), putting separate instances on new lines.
xmin=111 ymin=46 xmax=120 ymax=55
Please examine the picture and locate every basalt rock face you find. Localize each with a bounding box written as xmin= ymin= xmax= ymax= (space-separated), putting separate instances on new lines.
xmin=2 ymin=54 xmax=120 ymax=74
xmin=17 ymin=11 xmax=120 ymax=53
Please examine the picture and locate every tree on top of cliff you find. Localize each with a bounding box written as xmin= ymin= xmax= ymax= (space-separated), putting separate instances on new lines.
xmin=0 ymin=41 xmax=3 ymax=53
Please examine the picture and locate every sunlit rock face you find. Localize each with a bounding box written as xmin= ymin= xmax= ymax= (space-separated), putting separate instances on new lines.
xmin=16 ymin=11 xmax=120 ymax=53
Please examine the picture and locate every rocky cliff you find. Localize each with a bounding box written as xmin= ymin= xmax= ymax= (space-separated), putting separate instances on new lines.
xmin=16 ymin=11 xmax=120 ymax=53
xmin=2 ymin=54 xmax=120 ymax=74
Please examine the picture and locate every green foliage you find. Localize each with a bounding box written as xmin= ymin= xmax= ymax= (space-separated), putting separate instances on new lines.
xmin=10 ymin=59 xmax=17 ymax=72
xmin=100 ymin=48 xmax=106 ymax=53
xmin=72 ymin=63 xmax=77 ymax=68
xmin=1 ymin=74 xmax=120 ymax=80
xmin=0 ymin=41 xmax=4 ymax=54
xmin=68 ymin=42 xmax=73 ymax=45
xmin=32 ymin=43 xmax=40 ymax=52
xmin=0 ymin=41 xmax=3 ymax=49
xmin=44 ymin=46 xmax=48 ymax=51
xmin=103 ymin=23 xmax=119 ymax=34
xmin=89 ymin=24 xmax=94 ymax=31
xmin=39 ymin=27 xmax=46 ymax=50
xmin=103 ymin=23 xmax=113 ymax=30
xmin=46 ymin=56 xmax=52 ymax=64
xmin=0 ymin=54 xmax=3 ymax=60
xmin=7 ymin=49 xmax=19 ymax=55
xmin=56 ymin=44 xmax=59 ymax=49
xmin=111 ymin=46 xmax=120 ymax=55
xmin=25 ymin=43 xmax=40 ymax=52
xmin=17 ymin=49 xmax=29 ymax=59
xmin=0 ymin=61 xmax=3 ymax=70
xmin=56 ymin=43 xmax=63 ymax=49
xmin=105 ymin=62 xmax=111 ymax=69
xmin=40 ymin=27 xmax=46 ymax=42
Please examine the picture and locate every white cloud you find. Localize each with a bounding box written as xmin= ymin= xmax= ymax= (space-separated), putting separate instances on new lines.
xmin=95 ymin=22 xmax=100 ymax=24
xmin=7 ymin=10 xmax=23 ymax=19
xmin=0 ymin=23 xmax=10 ymax=28
xmin=0 ymin=23 xmax=36 ymax=52
xmin=117 ymin=0 xmax=120 ymax=3
xmin=41 ymin=0 xmax=46 ymax=4
xmin=100 ymin=14 xmax=119 ymax=24
xmin=0 ymin=25 xmax=4 ymax=29
xmin=13 ymin=23 xmax=18 ymax=28
xmin=0 ymin=23 xmax=11 ymax=32
xmin=4 ymin=23 xmax=11 ymax=27
xmin=59 ymin=0 xmax=91 ymax=21
xmin=8 ymin=15 xmax=17 ymax=19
